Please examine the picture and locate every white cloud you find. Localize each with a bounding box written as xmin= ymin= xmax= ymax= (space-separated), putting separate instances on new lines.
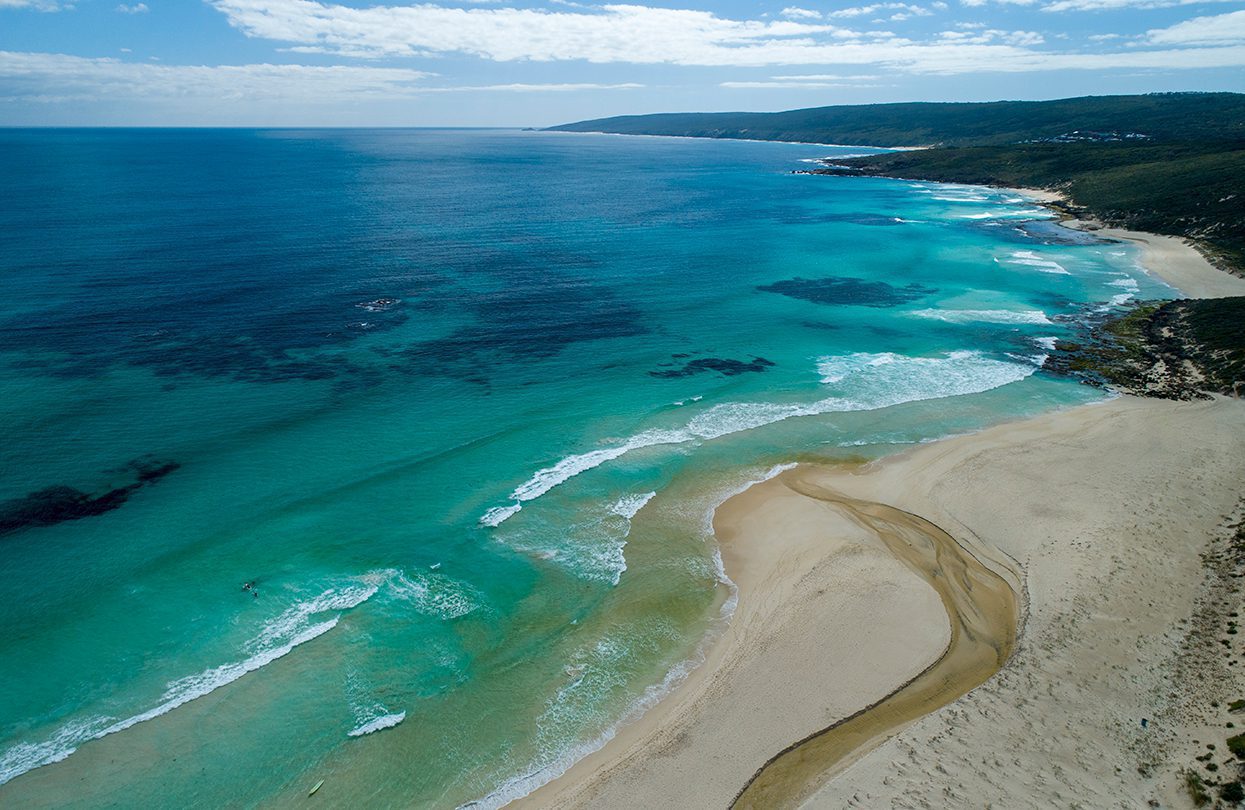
xmin=1041 ymin=0 xmax=1238 ymax=11
xmin=115 ymin=2 xmax=147 ymax=11
xmin=0 ymin=51 xmax=434 ymax=102
xmin=0 ymin=51 xmax=649 ymax=104
xmin=960 ymin=0 xmax=1035 ymax=8
xmin=780 ymin=6 xmax=822 ymax=19
xmin=209 ymin=0 xmax=853 ymax=62
xmin=937 ymin=28 xmax=1044 ymax=45
xmin=720 ymin=80 xmax=874 ymax=87
xmin=769 ymin=72 xmax=882 ymax=78
xmin=0 ymin=0 xmax=69 ymax=10
xmin=431 ymin=81 xmax=644 ymax=91
xmin=827 ymin=2 xmax=932 ymax=18
xmin=1147 ymin=9 xmax=1245 ymax=45
xmin=192 ymin=0 xmax=1245 ymax=75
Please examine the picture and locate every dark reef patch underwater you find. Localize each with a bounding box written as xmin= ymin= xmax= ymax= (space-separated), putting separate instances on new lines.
xmin=758 ymin=276 xmax=938 ymax=307
xmin=649 ymin=356 xmax=776 ymax=379
xmin=0 ymin=457 xmax=180 ymax=537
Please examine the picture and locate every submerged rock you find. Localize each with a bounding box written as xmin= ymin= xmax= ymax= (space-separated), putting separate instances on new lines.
xmin=758 ymin=276 xmax=937 ymax=308
xmin=0 ymin=457 xmax=180 ymax=537
xmin=356 ymin=298 xmax=401 ymax=313
xmin=649 ymin=356 xmax=775 ymax=379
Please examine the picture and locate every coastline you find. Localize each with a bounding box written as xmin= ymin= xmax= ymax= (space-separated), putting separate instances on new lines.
xmin=527 ymin=395 xmax=1245 ymax=809
xmin=521 ymin=188 xmax=1245 ymax=808
xmin=1011 ymin=187 xmax=1245 ymax=299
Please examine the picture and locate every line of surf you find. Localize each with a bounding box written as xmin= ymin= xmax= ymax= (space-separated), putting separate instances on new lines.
xmin=480 ymin=350 xmax=1042 ymax=528
xmin=464 ymin=462 xmax=794 ymax=810
xmin=0 ymin=572 xmax=402 ymax=787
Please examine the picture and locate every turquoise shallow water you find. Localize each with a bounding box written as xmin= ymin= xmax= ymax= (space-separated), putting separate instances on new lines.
xmin=0 ymin=129 xmax=1173 ymax=807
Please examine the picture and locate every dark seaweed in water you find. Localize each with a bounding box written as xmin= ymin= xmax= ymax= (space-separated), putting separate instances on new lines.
xmin=769 ymin=206 xmax=903 ymax=227
xmin=758 ymin=276 xmax=937 ymax=308
xmin=649 ymin=356 xmax=775 ymax=378
xmin=388 ymin=281 xmax=645 ymax=379
xmin=0 ymin=457 xmax=180 ymax=537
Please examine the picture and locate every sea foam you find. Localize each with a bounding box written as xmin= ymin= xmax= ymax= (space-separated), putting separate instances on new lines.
xmin=912 ymin=308 xmax=1053 ymax=325
xmin=480 ymin=350 xmax=1039 ymax=527
xmin=388 ymin=570 xmax=482 ymax=620
xmin=349 ymin=712 xmax=407 ymax=737
xmin=610 ymin=491 xmax=657 ymax=521
xmin=1004 ymin=251 xmax=1070 ymax=275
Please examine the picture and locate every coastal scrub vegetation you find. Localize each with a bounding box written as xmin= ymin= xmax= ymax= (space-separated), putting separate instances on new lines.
xmin=1045 ymin=297 xmax=1245 ymax=399
xmin=550 ymin=93 xmax=1245 ymax=148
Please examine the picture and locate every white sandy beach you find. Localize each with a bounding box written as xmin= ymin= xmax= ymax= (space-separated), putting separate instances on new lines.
xmin=1013 ymin=187 xmax=1245 ymax=299
xmin=524 ymin=201 xmax=1245 ymax=809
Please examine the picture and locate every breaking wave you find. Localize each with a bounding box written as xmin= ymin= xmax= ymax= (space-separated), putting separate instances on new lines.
xmin=912 ymin=308 xmax=1053 ymax=325
xmin=349 ymin=712 xmax=406 ymax=738
xmin=0 ymin=568 xmax=475 ymax=786
xmin=481 ymin=350 xmax=1040 ymax=526
xmin=1004 ymin=250 xmax=1070 ymax=275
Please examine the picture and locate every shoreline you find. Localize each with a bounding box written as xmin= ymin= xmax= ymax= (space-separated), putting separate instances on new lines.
xmin=1010 ymin=186 xmax=1245 ymax=299
xmin=527 ymin=394 xmax=1245 ymax=809
xmin=521 ymin=186 xmax=1245 ymax=808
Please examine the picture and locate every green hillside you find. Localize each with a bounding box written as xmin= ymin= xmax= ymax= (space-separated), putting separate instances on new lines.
xmin=549 ymin=93 xmax=1245 ymax=147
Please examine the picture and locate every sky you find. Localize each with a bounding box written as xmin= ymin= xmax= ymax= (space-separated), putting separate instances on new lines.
xmin=0 ymin=0 xmax=1241 ymax=125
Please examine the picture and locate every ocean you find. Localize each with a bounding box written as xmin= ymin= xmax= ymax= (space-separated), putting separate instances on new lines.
xmin=0 ymin=128 xmax=1172 ymax=807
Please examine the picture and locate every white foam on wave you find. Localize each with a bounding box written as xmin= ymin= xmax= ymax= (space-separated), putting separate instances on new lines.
xmin=838 ymin=436 xmax=917 ymax=447
xmin=961 ymin=208 xmax=1050 ymax=220
xmin=388 ymin=570 xmax=481 ymax=620
xmin=1109 ymin=292 xmax=1135 ymax=306
xmin=931 ymin=195 xmax=989 ymax=203
xmin=348 ymin=712 xmax=406 ymax=737
xmin=480 ymin=351 xmax=1040 ymax=527
xmin=0 ymin=570 xmax=405 ymax=787
xmin=497 ymin=490 xmax=662 ymax=587
xmin=481 ymin=429 xmax=686 ymax=527
xmin=702 ymin=461 xmax=796 ymax=616
xmin=1109 ymin=276 xmax=1140 ymax=291
xmin=462 ymin=463 xmax=791 ymax=810
xmin=480 ymin=503 xmax=522 ymax=527
xmin=1004 ymin=251 xmax=1070 ymax=274
xmin=912 ymin=308 xmax=1053 ymax=325
xmin=610 ymin=491 xmax=656 ymax=521
xmin=1033 ymin=336 xmax=1059 ymax=352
